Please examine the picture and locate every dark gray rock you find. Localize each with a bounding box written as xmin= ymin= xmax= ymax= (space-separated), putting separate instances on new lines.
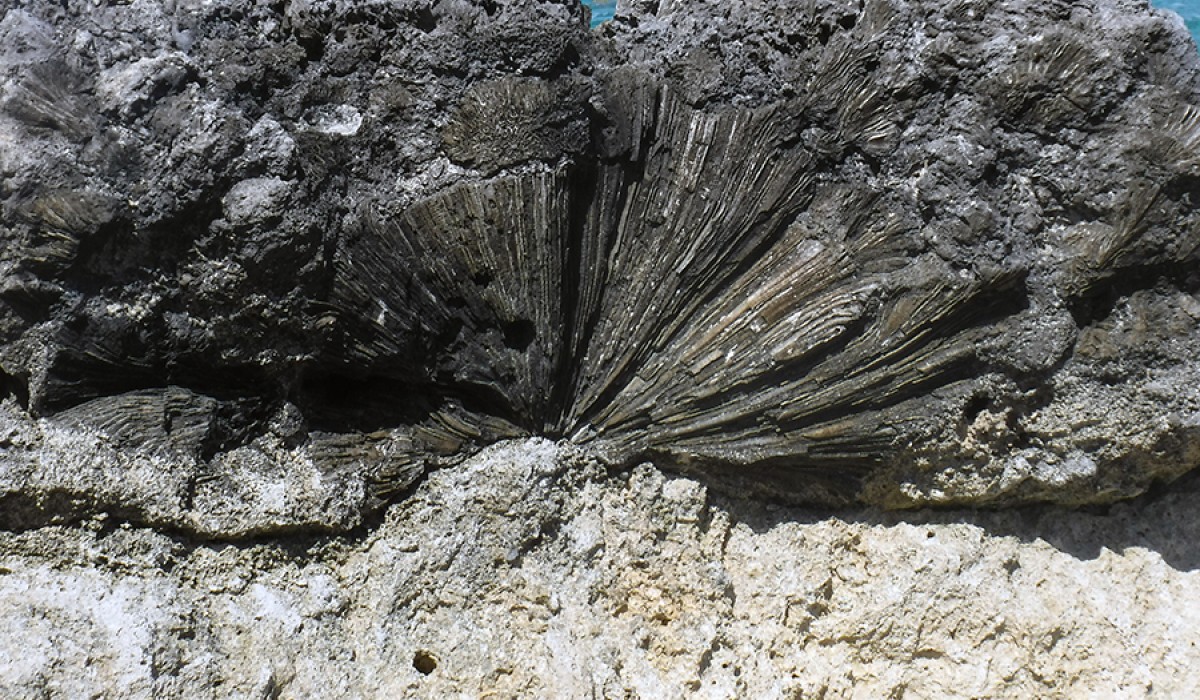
xmin=0 ymin=0 xmax=1198 ymax=536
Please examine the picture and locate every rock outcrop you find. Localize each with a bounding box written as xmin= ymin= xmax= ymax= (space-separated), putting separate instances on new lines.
xmin=3 ymin=0 xmax=1199 ymax=535
xmin=3 ymin=0 xmax=1200 ymax=695
xmin=5 ymin=439 xmax=1200 ymax=698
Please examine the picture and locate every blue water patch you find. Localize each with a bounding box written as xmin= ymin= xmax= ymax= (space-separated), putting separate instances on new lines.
xmin=582 ymin=1 xmax=1199 ymax=42
xmin=582 ymin=0 xmax=616 ymax=28
xmin=1152 ymin=0 xmax=1200 ymax=47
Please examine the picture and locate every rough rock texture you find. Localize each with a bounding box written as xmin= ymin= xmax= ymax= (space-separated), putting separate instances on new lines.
xmin=2 ymin=0 xmax=1200 ymax=693
xmin=4 ymin=439 xmax=1200 ymax=698
xmin=1 ymin=0 xmax=1199 ymax=536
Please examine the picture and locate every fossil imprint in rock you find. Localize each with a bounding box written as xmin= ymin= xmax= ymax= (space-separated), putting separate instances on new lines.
xmin=336 ymin=87 xmax=1000 ymax=477
xmin=2 ymin=0 xmax=1200 ymax=530
xmin=325 ymin=74 xmax=1200 ymax=505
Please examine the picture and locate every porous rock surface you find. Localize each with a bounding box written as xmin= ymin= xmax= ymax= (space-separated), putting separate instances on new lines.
xmin=4 ymin=439 xmax=1200 ymax=698
xmin=2 ymin=0 xmax=1200 ymax=695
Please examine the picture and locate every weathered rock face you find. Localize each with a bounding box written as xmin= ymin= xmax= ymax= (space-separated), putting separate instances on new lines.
xmin=5 ymin=439 xmax=1200 ymax=698
xmin=1 ymin=0 xmax=1199 ymax=538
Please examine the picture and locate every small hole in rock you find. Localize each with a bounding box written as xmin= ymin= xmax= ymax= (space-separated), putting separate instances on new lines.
xmin=413 ymin=650 xmax=438 ymax=675
xmin=502 ymin=319 xmax=535 ymax=351
xmin=415 ymin=8 xmax=438 ymax=32
xmin=962 ymin=393 xmax=990 ymax=422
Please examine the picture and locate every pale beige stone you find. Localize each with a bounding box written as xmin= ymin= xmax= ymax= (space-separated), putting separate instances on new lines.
xmin=2 ymin=439 xmax=1198 ymax=698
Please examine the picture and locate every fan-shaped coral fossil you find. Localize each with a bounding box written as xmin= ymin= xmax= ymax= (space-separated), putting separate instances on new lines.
xmin=331 ymin=85 xmax=1024 ymax=496
xmin=1 ymin=0 xmax=1199 ymax=536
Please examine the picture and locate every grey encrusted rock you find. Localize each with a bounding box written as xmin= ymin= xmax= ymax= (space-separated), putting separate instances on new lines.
xmin=0 ymin=0 xmax=1198 ymax=536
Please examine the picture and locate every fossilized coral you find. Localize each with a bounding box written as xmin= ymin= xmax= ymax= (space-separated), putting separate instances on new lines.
xmin=1 ymin=0 xmax=1199 ymax=535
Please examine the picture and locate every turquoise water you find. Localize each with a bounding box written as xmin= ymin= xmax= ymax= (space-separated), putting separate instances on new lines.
xmin=1155 ymin=0 xmax=1200 ymax=46
xmin=583 ymin=0 xmax=615 ymax=27
xmin=581 ymin=0 xmax=1200 ymax=45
